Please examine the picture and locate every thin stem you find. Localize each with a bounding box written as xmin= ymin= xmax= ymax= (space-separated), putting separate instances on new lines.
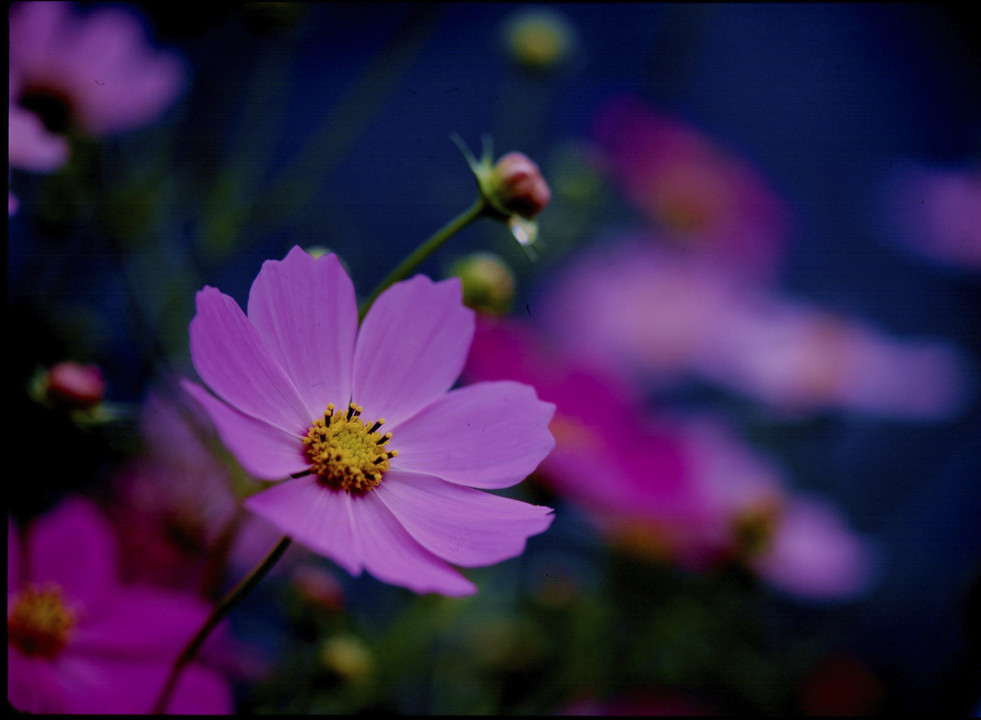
xmin=359 ymin=196 xmax=488 ymax=319
xmin=152 ymin=536 xmax=293 ymax=714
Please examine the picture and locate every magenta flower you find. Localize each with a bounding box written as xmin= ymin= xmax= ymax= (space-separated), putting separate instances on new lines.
xmin=7 ymin=497 xmax=233 ymax=714
xmin=594 ymin=95 xmax=791 ymax=281
xmin=109 ymin=390 xmax=303 ymax=594
xmin=182 ymin=247 xmax=555 ymax=597
xmin=465 ymin=314 xmax=700 ymax=549
xmin=8 ymin=1 xmax=185 ymax=137
xmin=465 ymin=316 xmax=876 ymax=600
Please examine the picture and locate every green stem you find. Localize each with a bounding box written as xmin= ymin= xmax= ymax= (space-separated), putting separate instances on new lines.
xmin=152 ymin=536 xmax=293 ymax=714
xmin=359 ymin=196 xmax=488 ymax=319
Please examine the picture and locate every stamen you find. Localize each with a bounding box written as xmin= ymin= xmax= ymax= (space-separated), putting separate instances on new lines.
xmin=303 ymin=401 xmax=397 ymax=494
xmin=7 ymin=584 xmax=77 ymax=658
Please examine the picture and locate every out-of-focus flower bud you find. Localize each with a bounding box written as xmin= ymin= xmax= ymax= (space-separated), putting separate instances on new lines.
xmin=44 ymin=361 xmax=106 ymax=410
xmin=291 ymin=564 xmax=345 ymax=614
xmin=487 ymin=152 xmax=552 ymax=219
xmin=320 ymin=635 xmax=373 ymax=686
xmin=502 ymin=8 xmax=577 ymax=72
xmin=449 ymin=252 xmax=516 ymax=315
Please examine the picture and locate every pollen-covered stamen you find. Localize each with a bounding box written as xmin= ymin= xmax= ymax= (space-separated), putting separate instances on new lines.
xmin=7 ymin=583 xmax=78 ymax=658
xmin=303 ymin=402 xmax=399 ymax=494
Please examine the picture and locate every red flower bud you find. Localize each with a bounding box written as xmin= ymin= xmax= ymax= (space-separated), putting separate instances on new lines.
xmin=488 ymin=152 xmax=551 ymax=218
xmin=45 ymin=361 xmax=106 ymax=409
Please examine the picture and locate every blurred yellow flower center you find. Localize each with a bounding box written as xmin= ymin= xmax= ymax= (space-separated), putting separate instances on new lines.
xmin=304 ymin=402 xmax=397 ymax=494
xmin=7 ymin=584 xmax=78 ymax=658
xmin=732 ymin=500 xmax=783 ymax=558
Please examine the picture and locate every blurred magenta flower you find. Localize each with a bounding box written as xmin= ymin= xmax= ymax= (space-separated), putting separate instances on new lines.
xmin=7 ymin=497 xmax=233 ymax=714
xmin=465 ymin=315 xmax=700 ymax=554
xmin=8 ymin=1 xmax=185 ymax=137
xmin=465 ymin=316 xmax=877 ymax=600
xmin=182 ymin=247 xmax=555 ymax=597
xmin=594 ymin=95 xmax=791 ymax=281
xmin=880 ymin=162 xmax=981 ymax=271
xmin=108 ymin=390 xmax=301 ymax=593
xmin=541 ymin=237 xmax=972 ymax=420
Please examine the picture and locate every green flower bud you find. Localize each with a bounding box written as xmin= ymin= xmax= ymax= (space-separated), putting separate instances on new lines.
xmin=449 ymin=252 xmax=516 ymax=315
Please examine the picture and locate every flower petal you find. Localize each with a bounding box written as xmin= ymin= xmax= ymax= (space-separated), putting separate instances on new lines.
xmin=26 ymin=497 xmax=117 ymax=610
xmin=189 ymin=285 xmax=311 ymax=435
xmin=353 ymin=275 xmax=474 ymax=426
xmin=389 ymin=380 xmax=555 ymax=489
xmin=8 ymin=647 xmax=66 ymax=713
xmin=244 ymin=478 xmax=476 ymax=596
xmin=53 ymin=655 xmax=232 ymax=714
xmin=247 ymin=248 xmax=358 ymax=415
xmin=72 ymin=585 xmax=213 ymax=659
xmin=751 ymin=496 xmax=877 ymax=600
xmin=181 ymin=380 xmax=308 ymax=481
xmin=375 ymin=470 xmax=553 ymax=567
xmin=347 ymin=490 xmax=477 ymax=596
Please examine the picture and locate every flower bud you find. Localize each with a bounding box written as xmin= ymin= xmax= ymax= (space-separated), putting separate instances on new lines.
xmin=502 ymin=8 xmax=577 ymax=72
xmin=320 ymin=635 xmax=373 ymax=686
xmin=44 ymin=362 xmax=106 ymax=410
xmin=290 ymin=564 xmax=345 ymax=614
xmin=487 ymin=152 xmax=551 ymax=219
xmin=449 ymin=252 xmax=516 ymax=315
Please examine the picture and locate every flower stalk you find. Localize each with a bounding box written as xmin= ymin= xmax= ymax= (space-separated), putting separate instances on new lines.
xmin=152 ymin=536 xmax=293 ymax=714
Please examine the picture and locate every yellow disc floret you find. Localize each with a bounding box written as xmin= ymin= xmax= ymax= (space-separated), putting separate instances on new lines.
xmin=7 ymin=583 xmax=78 ymax=658
xmin=304 ymin=402 xmax=398 ymax=494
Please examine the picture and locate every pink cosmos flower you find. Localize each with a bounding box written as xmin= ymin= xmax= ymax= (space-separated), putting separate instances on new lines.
xmin=594 ymin=95 xmax=791 ymax=281
xmin=7 ymin=497 xmax=233 ymax=714
xmin=182 ymin=246 xmax=555 ymax=597
xmin=541 ymin=237 xmax=972 ymax=420
xmin=671 ymin=419 xmax=877 ymax=600
xmin=880 ymin=162 xmax=981 ymax=271
xmin=8 ymin=1 xmax=185 ymax=137
xmin=465 ymin=316 xmax=876 ymax=600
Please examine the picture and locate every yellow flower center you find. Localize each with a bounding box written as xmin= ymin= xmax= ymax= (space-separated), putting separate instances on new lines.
xmin=7 ymin=583 xmax=78 ymax=658
xmin=303 ymin=402 xmax=398 ymax=494
xmin=731 ymin=500 xmax=783 ymax=559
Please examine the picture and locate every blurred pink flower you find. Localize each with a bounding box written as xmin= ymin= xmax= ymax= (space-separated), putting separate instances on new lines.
xmin=182 ymin=246 xmax=555 ymax=597
xmin=465 ymin=315 xmax=700 ymax=557
xmin=595 ymin=95 xmax=791 ymax=281
xmin=8 ymin=1 xmax=185 ymax=137
xmin=692 ymin=290 xmax=972 ymax=420
xmin=108 ymin=389 xmax=303 ymax=594
xmin=880 ymin=162 xmax=981 ymax=270
xmin=541 ymin=237 xmax=972 ymax=420
xmin=7 ymin=497 xmax=233 ymax=714
xmin=671 ymin=419 xmax=877 ymax=600
xmin=8 ymin=70 xmax=69 ymax=214
xmin=465 ymin=315 xmax=877 ymax=600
